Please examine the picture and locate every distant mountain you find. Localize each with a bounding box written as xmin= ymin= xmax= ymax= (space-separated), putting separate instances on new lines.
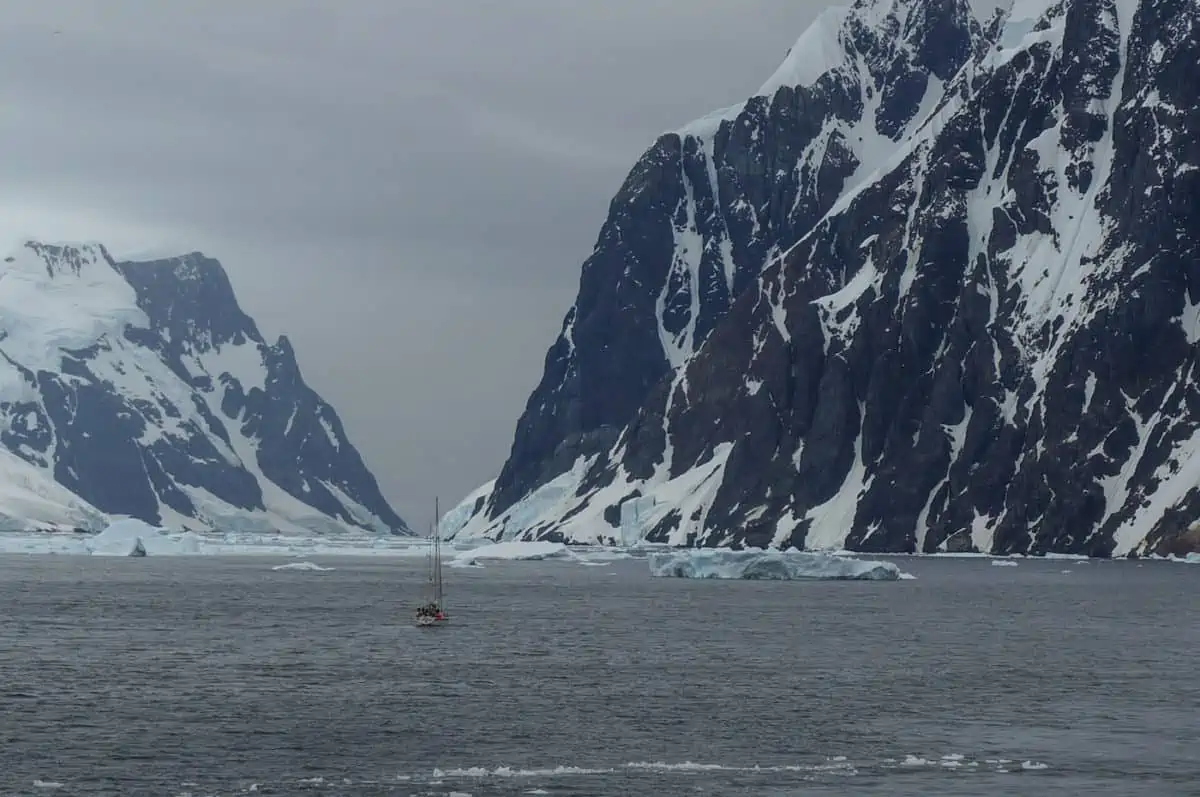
xmin=444 ymin=0 xmax=1200 ymax=557
xmin=0 ymin=240 xmax=410 ymax=535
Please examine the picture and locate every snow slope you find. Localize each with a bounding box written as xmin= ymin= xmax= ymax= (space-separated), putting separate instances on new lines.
xmin=0 ymin=446 xmax=106 ymax=532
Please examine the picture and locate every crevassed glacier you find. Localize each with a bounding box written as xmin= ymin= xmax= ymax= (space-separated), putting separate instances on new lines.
xmin=648 ymin=549 xmax=904 ymax=581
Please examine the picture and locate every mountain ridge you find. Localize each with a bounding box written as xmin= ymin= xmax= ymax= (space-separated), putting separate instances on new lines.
xmin=0 ymin=238 xmax=410 ymax=535
xmin=445 ymin=0 xmax=1200 ymax=558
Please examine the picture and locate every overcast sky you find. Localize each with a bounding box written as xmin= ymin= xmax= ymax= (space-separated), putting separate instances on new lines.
xmin=0 ymin=0 xmax=852 ymax=530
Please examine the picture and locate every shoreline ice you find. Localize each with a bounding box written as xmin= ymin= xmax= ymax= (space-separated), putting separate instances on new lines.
xmin=0 ymin=527 xmax=1194 ymax=566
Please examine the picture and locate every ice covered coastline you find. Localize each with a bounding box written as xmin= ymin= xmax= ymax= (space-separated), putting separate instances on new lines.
xmin=0 ymin=524 xmax=1196 ymax=570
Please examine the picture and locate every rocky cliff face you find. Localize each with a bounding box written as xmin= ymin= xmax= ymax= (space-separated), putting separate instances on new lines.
xmin=447 ymin=0 xmax=1200 ymax=557
xmin=0 ymin=241 xmax=409 ymax=535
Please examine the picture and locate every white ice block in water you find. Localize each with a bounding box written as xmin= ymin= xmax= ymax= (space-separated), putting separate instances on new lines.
xmin=85 ymin=518 xmax=203 ymax=556
xmin=86 ymin=519 xmax=161 ymax=556
xmin=648 ymin=549 xmax=902 ymax=580
xmin=271 ymin=561 xmax=333 ymax=571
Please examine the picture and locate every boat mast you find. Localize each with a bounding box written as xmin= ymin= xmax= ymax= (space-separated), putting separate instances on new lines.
xmin=433 ymin=496 xmax=444 ymax=606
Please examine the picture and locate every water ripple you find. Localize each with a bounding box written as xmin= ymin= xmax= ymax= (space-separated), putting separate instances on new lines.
xmin=0 ymin=554 xmax=1196 ymax=795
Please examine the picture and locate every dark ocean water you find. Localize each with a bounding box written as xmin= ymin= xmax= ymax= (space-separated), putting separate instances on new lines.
xmin=0 ymin=552 xmax=1196 ymax=796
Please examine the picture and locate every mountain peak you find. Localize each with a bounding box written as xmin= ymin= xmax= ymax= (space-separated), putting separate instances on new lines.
xmin=12 ymin=239 xmax=112 ymax=266
xmin=448 ymin=0 xmax=1200 ymax=558
xmin=753 ymin=6 xmax=853 ymax=101
xmin=0 ymin=240 xmax=410 ymax=536
xmin=112 ymin=250 xmax=263 ymax=352
xmin=473 ymin=0 xmax=984 ymax=527
xmin=0 ymin=240 xmax=146 ymax=373
xmin=678 ymin=0 xmax=978 ymax=140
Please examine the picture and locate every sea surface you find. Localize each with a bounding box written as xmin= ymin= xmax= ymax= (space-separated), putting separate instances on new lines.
xmin=0 ymin=552 xmax=1196 ymax=796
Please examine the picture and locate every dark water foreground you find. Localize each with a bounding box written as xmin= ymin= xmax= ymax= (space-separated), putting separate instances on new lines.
xmin=0 ymin=553 xmax=1196 ymax=796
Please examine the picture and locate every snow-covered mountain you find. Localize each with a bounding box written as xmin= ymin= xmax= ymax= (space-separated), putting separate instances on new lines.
xmin=445 ymin=0 xmax=1200 ymax=557
xmin=0 ymin=240 xmax=410 ymax=535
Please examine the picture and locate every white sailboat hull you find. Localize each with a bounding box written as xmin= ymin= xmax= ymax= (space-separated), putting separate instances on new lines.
xmin=415 ymin=614 xmax=448 ymax=627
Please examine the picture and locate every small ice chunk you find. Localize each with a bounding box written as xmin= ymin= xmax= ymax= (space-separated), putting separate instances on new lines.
xmin=271 ymin=561 xmax=333 ymax=571
xmin=991 ymin=560 xmax=1019 ymax=566
xmin=900 ymin=754 xmax=932 ymax=766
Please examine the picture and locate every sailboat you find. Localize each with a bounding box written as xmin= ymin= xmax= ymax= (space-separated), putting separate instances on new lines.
xmin=415 ymin=497 xmax=448 ymax=627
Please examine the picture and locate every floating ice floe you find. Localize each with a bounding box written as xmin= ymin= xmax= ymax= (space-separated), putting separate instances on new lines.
xmin=648 ymin=549 xmax=911 ymax=580
xmin=271 ymin=561 xmax=333 ymax=571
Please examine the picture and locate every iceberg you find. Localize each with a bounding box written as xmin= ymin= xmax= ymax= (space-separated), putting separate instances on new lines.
xmin=84 ymin=518 xmax=202 ymax=556
xmin=648 ymin=549 xmax=904 ymax=580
